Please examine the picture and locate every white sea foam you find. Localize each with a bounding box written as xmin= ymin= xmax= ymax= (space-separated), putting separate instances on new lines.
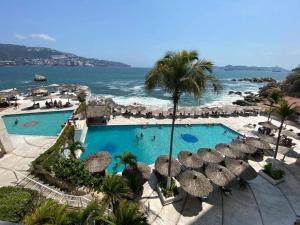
xmin=20 ymin=80 xmax=31 ymax=84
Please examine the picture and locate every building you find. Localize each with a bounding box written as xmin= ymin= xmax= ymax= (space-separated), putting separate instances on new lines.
xmin=86 ymin=105 xmax=111 ymax=125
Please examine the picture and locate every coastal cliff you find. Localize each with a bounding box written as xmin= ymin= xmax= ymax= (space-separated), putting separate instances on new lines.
xmin=0 ymin=44 xmax=130 ymax=67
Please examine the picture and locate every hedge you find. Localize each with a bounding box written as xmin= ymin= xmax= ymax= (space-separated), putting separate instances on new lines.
xmin=0 ymin=187 xmax=38 ymax=223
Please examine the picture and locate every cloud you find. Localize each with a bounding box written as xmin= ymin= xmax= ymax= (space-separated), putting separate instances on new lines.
xmin=13 ymin=33 xmax=56 ymax=42
xmin=13 ymin=34 xmax=27 ymax=40
xmin=30 ymin=33 xmax=56 ymax=42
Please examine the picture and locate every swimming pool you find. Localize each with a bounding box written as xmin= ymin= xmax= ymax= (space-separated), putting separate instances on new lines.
xmin=82 ymin=124 xmax=240 ymax=172
xmin=2 ymin=110 xmax=73 ymax=136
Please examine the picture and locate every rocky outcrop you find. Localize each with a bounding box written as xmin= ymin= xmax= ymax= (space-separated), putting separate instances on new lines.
xmin=232 ymin=99 xmax=255 ymax=106
xmin=258 ymin=82 xmax=281 ymax=97
xmin=232 ymin=77 xmax=276 ymax=83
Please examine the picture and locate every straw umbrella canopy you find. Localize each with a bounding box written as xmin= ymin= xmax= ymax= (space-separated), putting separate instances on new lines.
xmin=84 ymin=151 xmax=112 ymax=173
xmin=281 ymin=130 xmax=300 ymax=140
xmin=230 ymin=140 xmax=257 ymax=154
xmin=215 ymin=144 xmax=244 ymax=159
xmin=60 ymin=94 xmax=76 ymax=102
xmin=224 ymin=158 xmax=257 ymax=181
xmin=246 ymin=137 xmax=271 ymax=150
xmin=123 ymin=162 xmax=152 ymax=182
xmin=259 ymin=121 xmax=278 ymax=130
xmin=177 ymin=151 xmax=204 ymax=169
xmin=154 ymin=155 xmax=181 ymax=177
xmin=197 ymin=148 xmax=224 ymax=164
xmin=178 ymin=170 xmax=213 ymax=197
xmin=205 ymin=164 xmax=237 ymax=188
xmin=256 ymin=133 xmax=278 ymax=145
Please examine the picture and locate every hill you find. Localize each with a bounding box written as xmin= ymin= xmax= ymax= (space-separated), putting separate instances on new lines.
xmin=215 ymin=65 xmax=288 ymax=72
xmin=0 ymin=44 xmax=130 ymax=67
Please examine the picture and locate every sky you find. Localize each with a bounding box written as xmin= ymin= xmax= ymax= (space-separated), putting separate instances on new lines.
xmin=0 ymin=0 xmax=299 ymax=69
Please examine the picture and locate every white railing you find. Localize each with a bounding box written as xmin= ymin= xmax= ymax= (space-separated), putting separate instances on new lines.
xmin=13 ymin=170 xmax=91 ymax=208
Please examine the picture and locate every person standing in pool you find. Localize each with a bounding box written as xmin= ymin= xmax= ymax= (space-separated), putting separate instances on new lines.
xmin=140 ymin=133 xmax=144 ymax=138
xmin=152 ymin=135 xmax=156 ymax=141
xmin=14 ymin=119 xmax=18 ymax=126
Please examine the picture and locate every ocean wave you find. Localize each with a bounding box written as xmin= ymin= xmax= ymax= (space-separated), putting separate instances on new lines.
xmin=20 ymin=80 xmax=31 ymax=84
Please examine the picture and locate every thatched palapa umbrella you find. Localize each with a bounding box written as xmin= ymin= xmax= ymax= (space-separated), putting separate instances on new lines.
xmin=177 ymin=151 xmax=203 ymax=169
xmin=123 ymin=162 xmax=152 ymax=185
xmin=155 ymin=155 xmax=181 ymax=177
xmin=281 ymin=130 xmax=300 ymax=140
xmin=256 ymin=133 xmax=278 ymax=145
xmin=230 ymin=140 xmax=257 ymax=154
xmin=178 ymin=170 xmax=213 ymax=197
xmin=215 ymin=144 xmax=244 ymax=159
xmin=197 ymin=148 xmax=224 ymax=164
xmin=246 ymin=137 xmax=271 ymax=150
xmin=84 ymin=151 xmax=112 ymax=173
xmin=205 ymin=164 xmax=237 ymax=188
xmin=259 ymin=121 xmax=278 ymax=130
xmin=224 ymin=158 xmax=257 ymax=181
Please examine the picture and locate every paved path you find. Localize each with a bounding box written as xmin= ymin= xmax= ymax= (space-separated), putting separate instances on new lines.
xmin=0 ymin=135 xmax=56 ymax=186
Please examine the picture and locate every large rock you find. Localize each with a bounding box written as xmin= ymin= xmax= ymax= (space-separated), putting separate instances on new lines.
xmin=232 ymin=100 xmax=255 ymax=106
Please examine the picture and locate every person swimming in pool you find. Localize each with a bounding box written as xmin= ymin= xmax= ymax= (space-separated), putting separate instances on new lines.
xmin=14 ymin=119 xmax=18 ymax=126
xmin=223 ymin=130 xmax=228 ymax=134
xmin=140 ymin=133 xmax=144 ymax=138
xmin=152 ymin=135 xmax=156 ymax=141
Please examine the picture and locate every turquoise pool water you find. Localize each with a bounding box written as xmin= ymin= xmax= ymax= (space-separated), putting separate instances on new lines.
xmin=2 ymin=110 xmax=73 ymax=136
xmin=82 ymin=124 xmax=240 ymax=172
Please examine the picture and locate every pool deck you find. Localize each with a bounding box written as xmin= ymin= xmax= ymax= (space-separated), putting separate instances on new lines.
xmin=0 ymin=111 xmax=299 ymax=224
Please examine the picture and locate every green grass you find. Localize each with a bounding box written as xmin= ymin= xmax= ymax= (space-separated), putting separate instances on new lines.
xmin=0 ymin=187 xmax=38 ymax=223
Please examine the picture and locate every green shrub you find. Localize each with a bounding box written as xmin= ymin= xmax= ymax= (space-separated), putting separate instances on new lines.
xmin=74 ymin=101 xmax=87 ymax=115
xmin=54 ymin=158 xmax=95 ymax=188
xmin=263 ymin=163 xmax=285 ymax=180
xmin=0 ymin=187 xmax=38 ymax=223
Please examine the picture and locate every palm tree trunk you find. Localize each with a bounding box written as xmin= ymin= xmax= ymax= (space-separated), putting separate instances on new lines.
xmin=274 ymin=119 xmax=284 ymax=159
xmin=167 ymin=99 xmax=178 ymax=189
xmin=267 ymin=104 xmax=273 ymax=121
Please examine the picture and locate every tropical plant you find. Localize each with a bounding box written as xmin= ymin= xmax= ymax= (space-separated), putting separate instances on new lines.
xmin=54 ymin=158 xmax=95 ymax=188
xmin=77 ymin=91 xmax=87 ymax=103
xmin=273 ymin=100 xmax=297 ymax=159
xmin=113 ymin=151 xmax=137 ymax=172
xmin=267 ymin=89 xmax=283 ymax=121
xmin=63 ymin=139 xmax=84 ymax=159
xmin=101 ymin=175 xmax=132 ymax=213
xmin=107 ymin=201 xmax=148 ymax=225
xmin=145 ymin=50 xmax=220 ymax=188
xmin=68 ymin=200 xmax=107 ymax=225
xmin=23 ymin=200 xmax=70 ymax=225
xmin=0 ymin=187 xmax=38 ymax=223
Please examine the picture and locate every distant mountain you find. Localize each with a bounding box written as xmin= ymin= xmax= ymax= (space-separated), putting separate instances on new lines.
xmin=0 ymin=44 xmax=130 ymax=67
xmin=215 ymin=65 xmax=288 ymax=72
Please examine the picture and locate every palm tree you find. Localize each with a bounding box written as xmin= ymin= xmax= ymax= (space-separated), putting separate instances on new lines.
xmin=101 ymin=175 xmax=132 ymax=213
xmin=267 ymin=89 xmax=283 ymax=121
xmin=273 ymin=99 xmax=297 ymax=159
xmin=23 ymin=200 xmax=70 ymax=225
xmin=107 ymin=201 xmax=148 ymax=225
xmin=64 ymin=140 xmax=84 ymax=159
xmin=69 ymin=201 xmax=107 ymax=225
xmin=145 ymin=50 xmax=220 ymax=187
xmin=113 ymin=151 xmax=137 ymax=172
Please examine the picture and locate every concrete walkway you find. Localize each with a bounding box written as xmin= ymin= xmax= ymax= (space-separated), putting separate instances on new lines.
xmin=0 ymin=135 xmax=56 ymax=186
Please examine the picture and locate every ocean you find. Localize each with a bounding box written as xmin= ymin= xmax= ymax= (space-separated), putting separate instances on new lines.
xmin=0 ymin=66 xmax=288 ymax=108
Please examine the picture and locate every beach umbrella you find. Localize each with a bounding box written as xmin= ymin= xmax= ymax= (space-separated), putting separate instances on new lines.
xmin=205 ymin=164 xmax=237 ymax=188
xmin=197 ymin=148 xmax=224 ymax=164
xmin=60 ymin=94 xmax=76 ymax=103
xmin=259 ymin=121 xmax=278 ymax=130
xmin=122 ymin=162 xmax=152 ymax=184
xmin=215 ymin=144 xmax=244 ymax=159
xmin=284 ymin=120 xmax=298 ymax=128
xmin=246 ymin=137 xmax=271 ymax=150
xmin=177 ymin=151 xmax=204 ymax=169
xmin=152 ymin=109 xmax=161 ymax=117
xmin=178 ymin=170 xmax=213 ymax=197
xmin=154 ymin=155 xmax=181 ymax=177
xmin=224 ymin=158 xmax=257 ymax=181
xmin=230 ymin=140 xmax=257 ymax=154
xmin=84 ymin=151 xmax=112 ymax=173
xmin=281 ymin=130 xmax=300 ymax=140
xmin=255 ymin=133 xmax=278 ymax=145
